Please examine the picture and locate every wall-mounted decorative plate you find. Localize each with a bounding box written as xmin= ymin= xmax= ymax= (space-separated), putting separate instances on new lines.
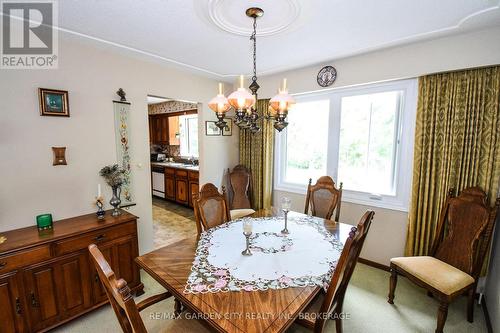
xmin=317 ymin=66 xmax=337 ymax=87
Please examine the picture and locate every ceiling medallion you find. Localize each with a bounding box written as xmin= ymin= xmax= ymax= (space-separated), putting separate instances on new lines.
xmin=207 ymin=0 xmax=301 ymax=37
xmin=209 ymin=7 xmax=295 ymax=133
xmin=317 ymin=66 xmax=337 ymax=87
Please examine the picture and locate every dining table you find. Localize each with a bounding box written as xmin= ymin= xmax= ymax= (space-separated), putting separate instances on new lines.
xmin=135 ymin=208 xmax=354 ymax=333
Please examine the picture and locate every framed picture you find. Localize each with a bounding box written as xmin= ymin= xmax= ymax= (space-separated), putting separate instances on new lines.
xmin=222 ymin=119 xmax=233 ymax=136
xmin=205 ymin=121 xmax=221 ymax=136
xmin=39 ymin=88 xmax=70 ymax=117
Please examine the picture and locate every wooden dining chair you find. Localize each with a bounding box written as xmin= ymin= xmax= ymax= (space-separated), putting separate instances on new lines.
xmin=226 ymin=165 xmax=256 ymax=220
xmin=88 ymin=244 xmax=174 ymax=333
xmin=388 ymin=187 xmax=500 ymax=333
xmin=193 ymin=183 xmax=231 ymax=234
xmin=296 ymin=210 xmax=375 ymax=333
xmin=304 ymin=176 xmax=343 ymax=221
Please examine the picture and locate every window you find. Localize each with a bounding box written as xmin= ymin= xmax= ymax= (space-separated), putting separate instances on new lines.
xmin=179 ymin=114 xmax=199 ymax=157
xmin=275 ymin=80 xmax=417 ymax=211
xmin=283 ymin=100 xmax=329 ymax=186
xmin=338 ymin=91 xmax=400 ymax=195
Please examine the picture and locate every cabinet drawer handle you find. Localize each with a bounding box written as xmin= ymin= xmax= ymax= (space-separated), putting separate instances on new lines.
xmin=95 ymin=273 xmax=99 ymax=283
xmin=0 ymin=262 xmax=6 ymax=269
xmin=15 ymin=298 xmax=22 ymax=314
xmin=30 ymin=292 xmax=39 ymax=307
xmin=94 ymin=234 xmax=106 ymax=242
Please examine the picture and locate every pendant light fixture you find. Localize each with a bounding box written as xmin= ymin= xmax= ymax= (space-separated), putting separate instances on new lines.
xmin=209 ymin=7 xmax=295 ymax=133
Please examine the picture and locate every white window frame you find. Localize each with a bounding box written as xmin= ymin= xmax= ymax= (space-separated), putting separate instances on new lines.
xmin=179 ymin=114 xmax=199 ymax=158
xmin=274 ymin=79 xmax=417 ymax=212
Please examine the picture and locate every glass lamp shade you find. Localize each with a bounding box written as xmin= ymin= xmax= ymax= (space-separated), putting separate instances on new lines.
xmin=228 ymin=87 xmax=255 ymax=110
xmin=270 ymin=90 xmax=295 ymax=115
xmin=208 ymin=94 xmax=230 ymax=114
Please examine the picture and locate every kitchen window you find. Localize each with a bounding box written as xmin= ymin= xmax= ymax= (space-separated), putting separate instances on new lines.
xmin=179 ymin=114 xmax=199 ymax=157
xmin=275 ymin=79 xmax=417 ymax=211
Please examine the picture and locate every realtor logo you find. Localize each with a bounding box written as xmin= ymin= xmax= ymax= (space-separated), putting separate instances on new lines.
xmin=1 ymin=0 xmax=58 ymax=69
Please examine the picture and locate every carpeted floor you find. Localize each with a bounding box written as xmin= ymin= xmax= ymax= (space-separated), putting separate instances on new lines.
xmin=52 ymin=200 xmax=488 ymax=332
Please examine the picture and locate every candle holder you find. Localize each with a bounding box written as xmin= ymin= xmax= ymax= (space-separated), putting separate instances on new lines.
xmin=281 ymin=197 xmax=291 ymax=234
xmin=241 ymin=231 xmax=252 ymax=256
xmin=281 ymin=210 xmax=290 ymax=234
xmin=95 ymin=196 xmax=105 ymax=220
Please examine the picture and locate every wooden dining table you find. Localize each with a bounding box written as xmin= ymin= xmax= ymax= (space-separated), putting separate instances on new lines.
xmin=135 ymin=208 xmax=354 ymax=333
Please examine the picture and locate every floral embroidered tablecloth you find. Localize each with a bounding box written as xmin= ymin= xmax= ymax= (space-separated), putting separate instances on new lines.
xmin=184 ymin=215 xmax=343 ymax=294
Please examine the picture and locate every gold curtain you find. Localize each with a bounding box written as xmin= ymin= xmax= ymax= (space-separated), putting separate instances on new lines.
xmin=406 ymin=66 xmax=500 ymax=260
xmin=239 ymin=99 xmax=274 ymax=210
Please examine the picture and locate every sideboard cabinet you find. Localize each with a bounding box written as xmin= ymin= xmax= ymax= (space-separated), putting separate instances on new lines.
xmin=0 ymin=210 xmax=143 ymax=332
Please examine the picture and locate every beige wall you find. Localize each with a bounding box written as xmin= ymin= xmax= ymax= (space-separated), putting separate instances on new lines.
xmin=258 ymin=27 xmax=500 ymax=265
xmin=0 ymin=34 xmax=239 ymax=253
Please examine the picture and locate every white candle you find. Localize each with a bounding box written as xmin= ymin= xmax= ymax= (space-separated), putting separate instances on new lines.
xmin=97 ymin=184 xmax=101 ymax=197
xmin=243 ymin=220 xmax=252 ymax=234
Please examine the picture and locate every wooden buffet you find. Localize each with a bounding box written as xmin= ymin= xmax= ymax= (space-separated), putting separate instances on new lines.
xmin=0 ymin=210 xmax=142 ymax=333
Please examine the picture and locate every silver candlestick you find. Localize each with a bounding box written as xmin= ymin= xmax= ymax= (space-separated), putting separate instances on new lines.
xmin=241 ymin=231 xmax=252 ymax=256
xmin=281 ymin=210 xmax=290 ymax=234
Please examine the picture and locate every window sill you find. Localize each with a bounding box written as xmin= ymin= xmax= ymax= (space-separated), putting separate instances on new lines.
xmin=274 ymin=183 xmax=409 ymax=213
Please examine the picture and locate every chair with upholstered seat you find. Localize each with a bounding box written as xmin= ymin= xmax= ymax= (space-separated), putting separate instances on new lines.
xmin=304 ymin=176 xmax=343 ymax=221
xmin=226 ymin=165 xmax=256 ymax=220
xmin=295 ymin=210 xmax=375 ymax=333
xmin=388 ymin=187 xmax=500 ymax=333
xmin=193 ymin=183 xmax=231 ymax=234
xmin=88 ymin=244 xmax=181 ymax=333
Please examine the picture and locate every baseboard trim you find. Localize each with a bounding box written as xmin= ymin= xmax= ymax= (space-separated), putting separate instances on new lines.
xmin=358 ymin=257 xmax=391 ymax=272
xmin=480 ymin=295 xmax=493 ymax=333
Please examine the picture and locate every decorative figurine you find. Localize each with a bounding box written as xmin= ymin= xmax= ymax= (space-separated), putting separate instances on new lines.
xmin=116 ymin=88 xmax=127 ymax=102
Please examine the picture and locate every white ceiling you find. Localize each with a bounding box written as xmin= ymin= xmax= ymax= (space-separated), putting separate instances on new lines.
xmin=52 ymin=0 xmax=500 ymax=79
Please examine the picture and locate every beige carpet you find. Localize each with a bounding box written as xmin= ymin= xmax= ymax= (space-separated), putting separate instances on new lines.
xmin=52 ymin=200 xmax=488 ymax=332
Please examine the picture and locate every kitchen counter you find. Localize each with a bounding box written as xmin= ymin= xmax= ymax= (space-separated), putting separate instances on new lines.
xmin=151 ymin=161 xmax=199 ymax=171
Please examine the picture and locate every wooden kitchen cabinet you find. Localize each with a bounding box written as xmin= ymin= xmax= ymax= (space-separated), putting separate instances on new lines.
xmin=189 ymin=182 xmax=199 ymax=207
xmin=188 ymin=170 xmax=199 ymax=208
xmin=0 ymin=211 xmax=142 ymax=332
xmin=149 ymin=114 xmax=169 ymax=144
xmin=165 ymin=175 xmax=176 ymax=200
xmin=168 ymin=116 xmax=180 ymax=145
xmin=157 ymin=166 xmax=198 ymax=207
xmin=176 ymin=179 xmax=188 ymax=204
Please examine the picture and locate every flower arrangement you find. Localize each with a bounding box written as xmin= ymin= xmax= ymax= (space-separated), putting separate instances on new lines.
xmin=99 ymin=164 xmax=125 ymax=187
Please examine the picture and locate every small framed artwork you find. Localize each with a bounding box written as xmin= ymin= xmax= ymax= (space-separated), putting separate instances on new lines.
xmin=205 ymin=121 xmax=221 ymax=136
xmin=39 ymin=88 xmax=70 ymax=117
xmin=222 ymin=119 xmax=233 ymax=136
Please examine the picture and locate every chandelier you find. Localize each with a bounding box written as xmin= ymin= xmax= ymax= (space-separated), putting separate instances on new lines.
xmin=209 ymin=7 xmax=295 ymax=133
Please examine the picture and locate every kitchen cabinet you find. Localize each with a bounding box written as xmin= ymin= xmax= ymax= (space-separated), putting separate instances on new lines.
xmin=168 ymin=116 xmax=180 ymax=145
xmin=176 ymin=179 xmax=189 ymax=204
xmin=0 ymin=211 xmax=142 ymax=332
xmin=154 ymin=166 xmax=198 ymax=207
xmin=165 ymin=175 xmax=176 ymax=200
xmin=149 ymin=114 xmax=169 ymax=144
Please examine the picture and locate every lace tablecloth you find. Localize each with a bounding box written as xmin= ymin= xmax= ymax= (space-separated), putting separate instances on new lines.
xmin=184 ymin=215 xmax=342 ymax=294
